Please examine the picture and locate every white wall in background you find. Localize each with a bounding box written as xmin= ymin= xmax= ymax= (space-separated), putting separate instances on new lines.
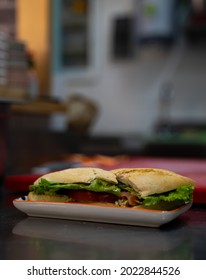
xmin=51 ymin=0 xmax=206 ymax=136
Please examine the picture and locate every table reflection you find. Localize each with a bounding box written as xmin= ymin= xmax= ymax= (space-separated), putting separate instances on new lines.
xmin=11 ymin=216 xmax=193 ymax=260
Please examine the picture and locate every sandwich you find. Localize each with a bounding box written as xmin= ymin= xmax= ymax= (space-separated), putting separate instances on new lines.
xmin=28 ymin=167 xmax=119 ymax=204
xmin=111 ymin=168 xmax=195 ymax=210
xmin=28 ymin=167 xmax=195 ymax=210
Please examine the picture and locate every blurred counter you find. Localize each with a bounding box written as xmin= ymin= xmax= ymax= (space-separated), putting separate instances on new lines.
xmin=11 ymin=98 xmax=67 ymax=115
xmin=0 ymin=98 xmax=25 ymax=181
xmin=0 ymin=189 xmax=206 ymax=260
xmin=145 ymin=121 xmax=206 ymax=158
xmin=0 ymin=97 xmax=66 ymax=179
xmin=0 ymin=102 xmax=9 ymax=181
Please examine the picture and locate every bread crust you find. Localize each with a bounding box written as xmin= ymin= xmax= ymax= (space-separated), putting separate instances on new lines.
xmin=112 ymin=168 xmax=195 ymax=196
xmin=34 ymin=167 xmax=118 ymax=185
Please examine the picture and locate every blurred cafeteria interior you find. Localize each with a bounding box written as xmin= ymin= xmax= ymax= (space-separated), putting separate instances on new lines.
xmin=2 ymin=0 xmax=206 ymax=262
xmin=1 ymin=0 xmax=206 ymax=179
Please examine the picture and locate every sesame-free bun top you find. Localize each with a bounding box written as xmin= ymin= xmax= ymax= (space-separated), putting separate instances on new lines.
xmin=34 ymin=167 xmax=118 ymax=185
xmin=111 ymin=168 xmax=195 ymax=196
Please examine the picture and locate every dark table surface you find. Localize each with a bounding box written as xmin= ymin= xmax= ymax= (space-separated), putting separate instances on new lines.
xmin=1 ymin=188 xmax=206 ymax=260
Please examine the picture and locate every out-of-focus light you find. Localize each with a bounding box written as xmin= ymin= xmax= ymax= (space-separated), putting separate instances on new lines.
xmin=192 ymin=0 xmax=204 ymax=12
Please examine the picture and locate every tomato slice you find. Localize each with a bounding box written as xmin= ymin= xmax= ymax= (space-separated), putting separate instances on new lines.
xmin=68 ymin=190 xmax=117 ymax=203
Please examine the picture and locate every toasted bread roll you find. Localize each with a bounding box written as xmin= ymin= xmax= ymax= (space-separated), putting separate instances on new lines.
xmin=34 ymin=167 xmax=118 ymax=185
xmin=112 ymin=168 xmax=195 ymax=196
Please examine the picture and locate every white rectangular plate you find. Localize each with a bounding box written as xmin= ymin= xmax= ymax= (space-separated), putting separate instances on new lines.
xmin=13 ymin=197 xmax=192 ymax=227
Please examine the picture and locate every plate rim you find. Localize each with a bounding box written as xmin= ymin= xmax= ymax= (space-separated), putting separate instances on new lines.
xmin=13 ymin=196 xmax=192 ymax=213
xmin=13 ymin=196 xmax=192 ymax=227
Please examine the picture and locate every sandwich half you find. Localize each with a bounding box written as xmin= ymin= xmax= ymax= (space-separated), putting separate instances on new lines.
xmin=28 ymin=167 xmax=120 ymax=204
xmin=111 ymin=168 xmax=195 ymax=210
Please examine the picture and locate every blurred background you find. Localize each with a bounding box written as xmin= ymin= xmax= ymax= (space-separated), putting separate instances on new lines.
xmin=1 ymin=0 xmax=206 ymax=178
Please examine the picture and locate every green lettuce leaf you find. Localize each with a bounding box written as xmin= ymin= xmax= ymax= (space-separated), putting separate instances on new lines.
xmin=29 ymin=178 xmax=121 ymax=196
xmin=141 ymin=185 xmax=194 ymax=210
xmin=29 ymin=178 xmax=194 ymax=210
